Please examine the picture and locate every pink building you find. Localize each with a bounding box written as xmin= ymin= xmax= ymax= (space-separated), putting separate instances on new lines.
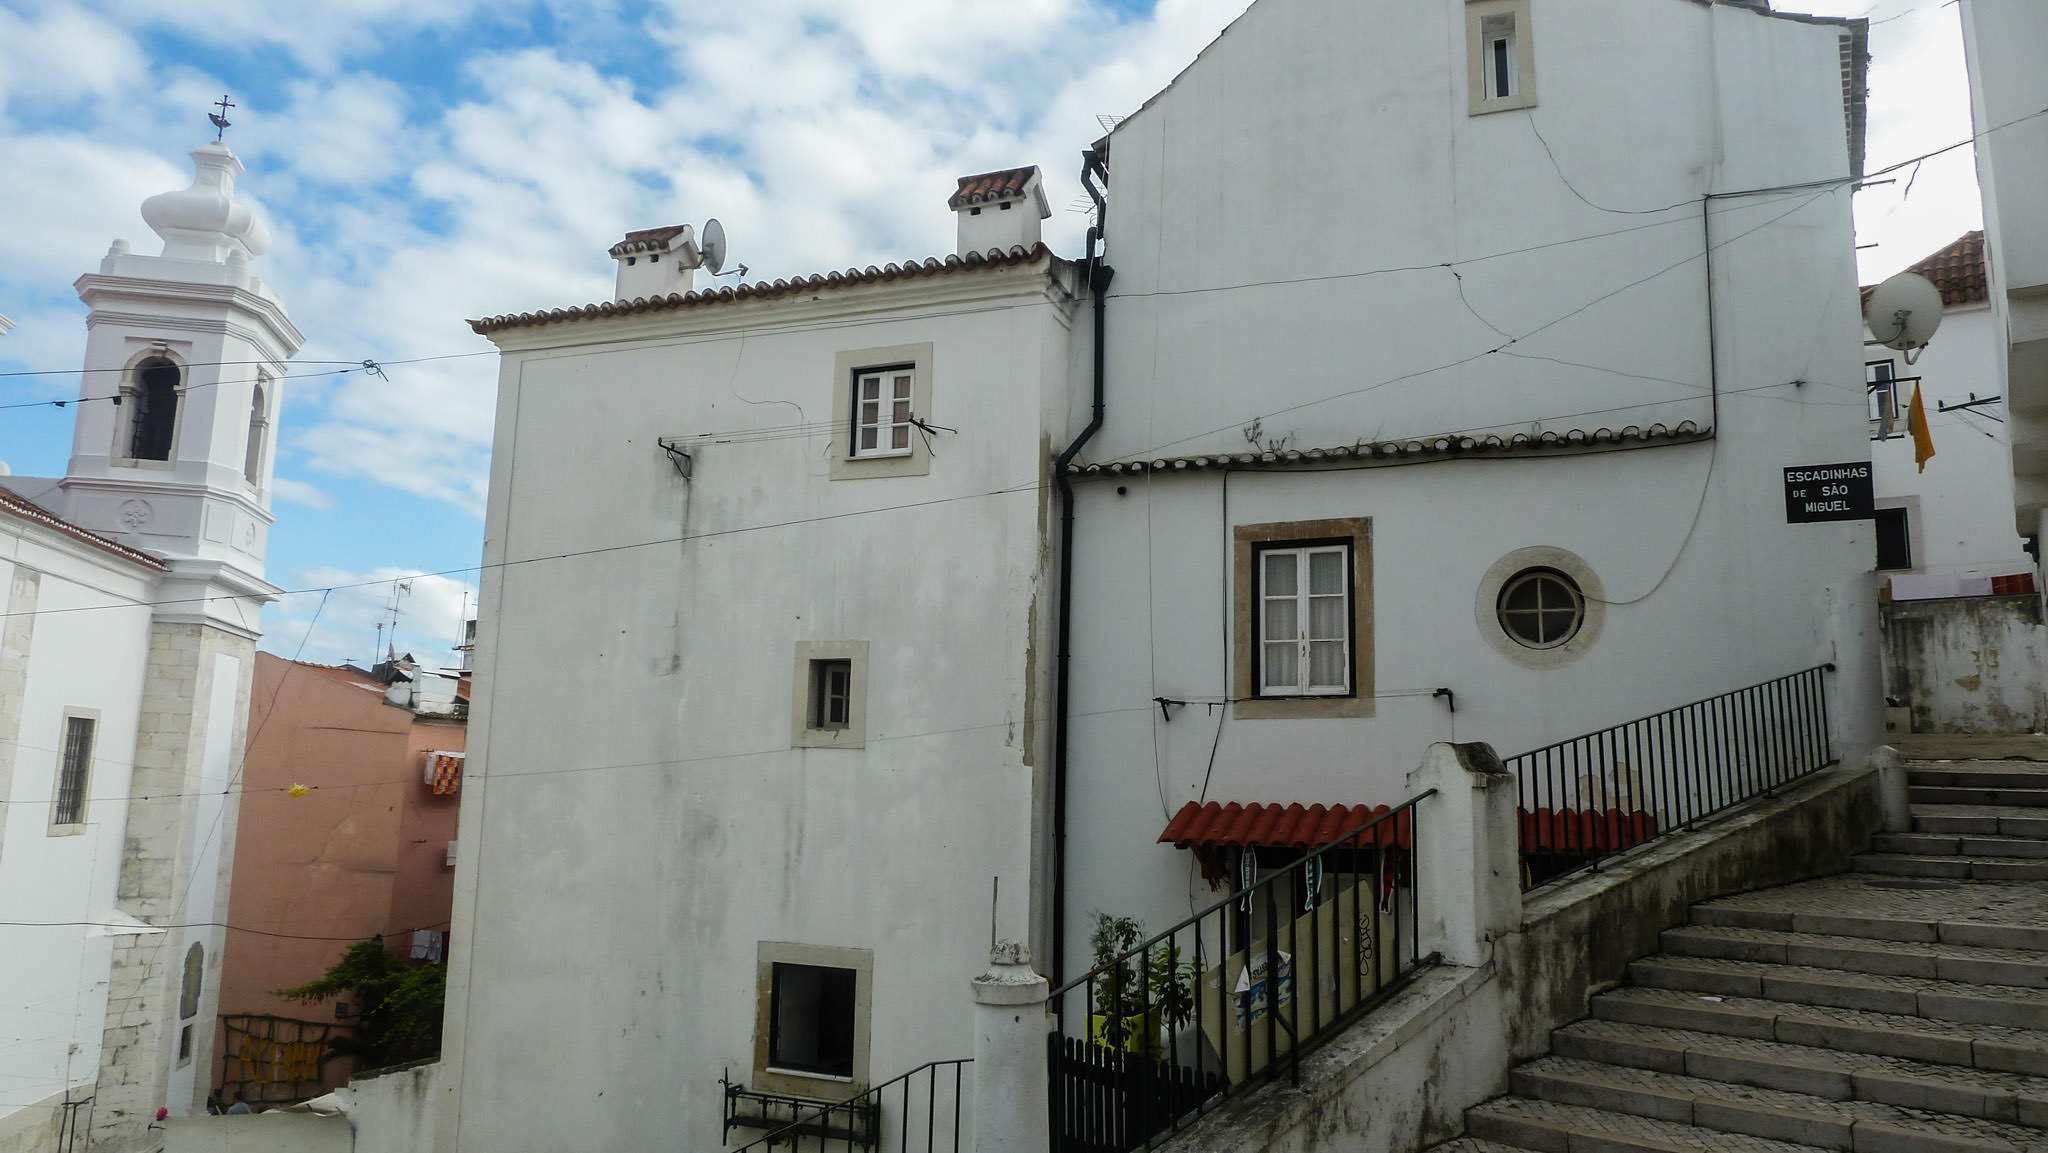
xmin=212 ymin=653 xmax=465 ymax=1104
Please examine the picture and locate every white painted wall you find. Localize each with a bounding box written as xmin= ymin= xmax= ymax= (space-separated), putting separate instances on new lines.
xmin=443 ymin=265 xmax=1082 ymax=1152
xmin=1868 ymin=303 xmax=2031 ymax=585
xmin=0 ymin=534 xmax=155 ymax=1137
xmin=1061 ymin=0 xmax=1883 ymax=966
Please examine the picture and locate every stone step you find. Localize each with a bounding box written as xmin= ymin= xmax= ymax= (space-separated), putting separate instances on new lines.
xmin=1873 ymin=834 xmax=2048 ymax=860
xmin=1590 ymin=985 xmax=2048 ymax=1076
xmin=1511 ymin=1054 xmax=2048 ymax=1149
xmin=1559 ymin=1015 xmax=2048 ymax=1120
xmin=1912 ymin=807 xmax=2048 ymax=840
xmin=1910 ymin=786 xmax=2048 ymax=808
xmin=1467 ymin=1096 xmax=1834 ymax=1153
xmin=1693 ymin=891 xmax=2048 ymax=953
xmin=1660 ymin=926 xmax=2048 ymax=988
xmin=1911 ymin=765 xmax=2048 ymax=791
xmin=1851 ymin=855 xmax=2048 ymax=882
xmin=1626 ymin=955 xmax=2048 ymax=1030
xmin=1426 ymin=1140 xmax=1542 ymax=1153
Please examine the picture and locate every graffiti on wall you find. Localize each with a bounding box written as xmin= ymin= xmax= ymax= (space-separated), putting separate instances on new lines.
xmin=219 ymin=1015 xmax=340 ymax=1103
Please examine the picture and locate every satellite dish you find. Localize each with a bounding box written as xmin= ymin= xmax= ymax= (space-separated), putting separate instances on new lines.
xmin=1866 ymin=271 xmax=1944 ymax=364
xmin=700 ymin=218 xmax=726 ymax=276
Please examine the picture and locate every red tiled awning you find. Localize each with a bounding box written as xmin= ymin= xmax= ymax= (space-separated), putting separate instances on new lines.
xmin=1158 ymin=802 xmax=1412 ymax=850
xmin=1519 ymin=807 xmax=1657 ymax=855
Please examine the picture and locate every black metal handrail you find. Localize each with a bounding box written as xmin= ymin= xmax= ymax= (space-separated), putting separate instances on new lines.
xmin=1507 ymin=664 xmax=1835 ymax=890
xmin=724 ymin=1059 xmax=970 ymax=1153
xmin=1046 ymin=792 xmax=1436 ymax=1153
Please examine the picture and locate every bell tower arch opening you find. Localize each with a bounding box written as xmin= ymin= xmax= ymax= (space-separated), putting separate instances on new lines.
xmin=121 ymin=355 xmax=182 ymax=462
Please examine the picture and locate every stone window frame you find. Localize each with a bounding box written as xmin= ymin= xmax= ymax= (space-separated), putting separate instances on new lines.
xmin=791 ymin=640 xmax=869 ymax=748
xmin=1232 ymin=518 xmax=1375 ymax=719
xmin=752 ymin=941 xmax=874 ymax=1099
xmin=47 ymin=707 xmax=100 ymax=836
xmin=1467 ymin=0 xmax=1537 ymax=115
xmin=1475 ymin=546 xmax=1606 ymax=670
xmin=113 ymin=346 xmax=189 ymax=471
xmin=829 ymin=343 xmax=933 ymax=481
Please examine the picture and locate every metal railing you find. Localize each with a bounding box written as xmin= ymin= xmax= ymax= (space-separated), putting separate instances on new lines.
xmin=1508 ymin=664 xmax=1835 ymax=890
xmin=724 ymin=1059 xmax=971 ymax=1153
xmin=1047 ymin=793 xmax=1436 ymax=1153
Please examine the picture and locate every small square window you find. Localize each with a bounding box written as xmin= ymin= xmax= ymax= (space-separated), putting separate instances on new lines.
xmin=851 ymin=367 xmax=915 ymax=459
xmin=1232 ymin=520 xmax=1374 ymax=719
xmin=831 ymin=345 xmax=933 ymax=480
xmin=792 ymin=641 xmax=867 ymax=747
xmin=811 ymin=660 xmax=852 ymax=729
xmin=769 ymin=963 xmax=857 ymax=1078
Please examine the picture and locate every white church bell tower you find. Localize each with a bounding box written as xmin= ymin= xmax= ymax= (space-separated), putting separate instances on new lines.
xmin=62 ymin=137 xmax=303 ymax=635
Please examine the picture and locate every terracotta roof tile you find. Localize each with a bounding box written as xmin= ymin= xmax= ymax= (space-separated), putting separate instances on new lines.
xmin=470 ymin=243 xmax=1061 ymax=334
xmin=1069 ymin=422 xmax=1709 ymax=477
xmin=608 ymin=225 xmax=691 ymax=257
xmin=1864 ymin=231 xmax=1988 ymax=308
xmin=0 ymin=488 xmax=166 ymax=571
xmin=1159 ymin=802 xmax=1413 ymax=850
xmin=948 ymin=167 xmax=1040 ymax=210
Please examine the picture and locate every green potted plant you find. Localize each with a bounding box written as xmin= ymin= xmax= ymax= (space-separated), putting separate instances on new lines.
xmin=1086 ymin=913 xmax=1196 ymax=1058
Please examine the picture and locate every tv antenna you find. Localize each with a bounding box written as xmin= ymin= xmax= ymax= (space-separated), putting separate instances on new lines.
xmin=209 ymin=95 xmax=235 ymax=143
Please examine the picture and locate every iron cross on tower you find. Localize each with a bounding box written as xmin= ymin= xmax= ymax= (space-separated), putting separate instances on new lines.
xmin=208 ymin=95 xmax=235 ymax=142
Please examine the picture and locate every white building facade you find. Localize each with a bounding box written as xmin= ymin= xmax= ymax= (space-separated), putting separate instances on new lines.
xmin=442 ymin=176 xmax=1081 ymax=1152
xmin=1866 ymin=232 xmax=2032 ymax=595
xmin=0 ymin=140 xmax=298 ymax=1152
xmin=1056 ymin=0 xmax=1886 ymax=971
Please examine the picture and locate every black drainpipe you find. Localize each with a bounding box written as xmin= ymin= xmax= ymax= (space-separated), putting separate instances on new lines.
xmin=1050 ymin=148 xmax=1112 ymax=987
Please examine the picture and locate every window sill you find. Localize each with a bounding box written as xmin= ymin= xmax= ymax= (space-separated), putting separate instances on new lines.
xmin=46 ymin=823 xmax=87 ymax=838
xmin=767 ymin=1067 xmax=854 ymax=1084
xmin=1234 ymin=695 xmax=1374 ymax=720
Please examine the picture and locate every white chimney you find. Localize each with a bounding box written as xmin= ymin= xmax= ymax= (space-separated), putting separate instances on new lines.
xmin=610 ymin=224 xmax=701 ymax=303
xmin=950 ymin=167 xmax=1050 ymax=258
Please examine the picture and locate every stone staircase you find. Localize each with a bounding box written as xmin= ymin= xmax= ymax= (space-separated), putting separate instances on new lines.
xmin=1438 ymin=755 xmax=2048 ymax=1153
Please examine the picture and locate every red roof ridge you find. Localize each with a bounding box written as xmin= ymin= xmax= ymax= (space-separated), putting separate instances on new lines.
xmin=0 ymin=487 xmax=166 ymax=571
xmin=1861 ymin=230 xmax=1987 ymax=309
xmin=470 ymin=243 xmax=1062 ymax=335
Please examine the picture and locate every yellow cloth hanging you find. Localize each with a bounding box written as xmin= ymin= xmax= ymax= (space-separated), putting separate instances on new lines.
xmin=1910 ymin=381 xmax=1936 ymax=473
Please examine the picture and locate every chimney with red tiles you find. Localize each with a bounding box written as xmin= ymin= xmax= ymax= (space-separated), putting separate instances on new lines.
xmin=608 ymin=224 xmax=701 ymax=303
xmin=949 ymin=167 xmax=1050 ymax=258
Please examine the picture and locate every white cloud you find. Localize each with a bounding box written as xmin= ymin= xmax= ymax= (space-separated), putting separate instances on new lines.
xmin=268 ymin=476 xmax=333 ymax=509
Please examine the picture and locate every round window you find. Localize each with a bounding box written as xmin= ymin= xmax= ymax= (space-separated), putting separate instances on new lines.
xmin=1496 ymin=568 xmax=1585 ymax=649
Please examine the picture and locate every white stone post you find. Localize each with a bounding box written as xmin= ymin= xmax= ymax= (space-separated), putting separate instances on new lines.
xmin=1873 ymin=745 xmax=1913 ymax=832
xmin=971 ymin=940 xmax=1050 ymax=1153
xmin=1404 ymin=742 xmax=1522 ymax=968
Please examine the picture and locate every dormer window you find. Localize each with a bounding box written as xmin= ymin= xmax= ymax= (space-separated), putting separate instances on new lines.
xmin=245 ymin=376 xmax=270 ymax=486
xmin=124 ymin=357 xmax=180 ymax=462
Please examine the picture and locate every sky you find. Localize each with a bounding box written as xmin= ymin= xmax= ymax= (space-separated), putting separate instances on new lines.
xmin=0 ymin=0 xmax=1985 ymax=667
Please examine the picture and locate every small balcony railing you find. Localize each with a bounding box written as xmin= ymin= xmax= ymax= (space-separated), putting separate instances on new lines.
xmin=1508 ymin=664 xmax=1836 ymax=889
xmin=1046 ymin=793 xmax=1435 ymax=1153
xmin=722 ymin=1060 xmax=970 ymax=1153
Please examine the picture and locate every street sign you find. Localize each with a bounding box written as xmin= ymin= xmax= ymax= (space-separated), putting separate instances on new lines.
xmin=1783 ymin=462 xmax=1874 ymax=523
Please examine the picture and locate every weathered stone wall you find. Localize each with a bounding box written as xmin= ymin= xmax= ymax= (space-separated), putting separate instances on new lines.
xmin=0 ymin=1088 xmax=68 ymax=1153
xmin=91 ymin=622 xmax=255 ymax=1152
xmin=1883 ymin=594 xmax=2048 ymax=734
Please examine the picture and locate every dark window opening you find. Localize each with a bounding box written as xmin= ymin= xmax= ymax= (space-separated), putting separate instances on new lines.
xmin=179 ymin=1024 xmax=193 ymax=1063
xmin=769 ymin=963 xmax=856 ymax=1077
xmin=810 ymin=660 xmax=852 ymax=730
xmin=1492 ymin=37 xmax=1512 ymax=96
xmin=1876 ymin=507 xmax=1912 ymax=571
xmin=128 ymin=358 xmax=180 ymax=461
xmin=180 ymin=942 xmax=204 ymax=1019
xmin=53 ymin=716 xmax=94 ymax=826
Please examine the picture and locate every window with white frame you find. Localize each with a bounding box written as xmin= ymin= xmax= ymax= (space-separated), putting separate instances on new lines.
xmin=50 ymin=714 xmax=96 ymax=830
xmin=791 ymin=640 xmax=868 ymax=748
xmin=1256 ymin=543 xmax=1352 ymax=697
xmin=1482 ymin=15 xmax=1517 ymax=100
xmin=851 ymin=366 xmax=915 ymax=458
